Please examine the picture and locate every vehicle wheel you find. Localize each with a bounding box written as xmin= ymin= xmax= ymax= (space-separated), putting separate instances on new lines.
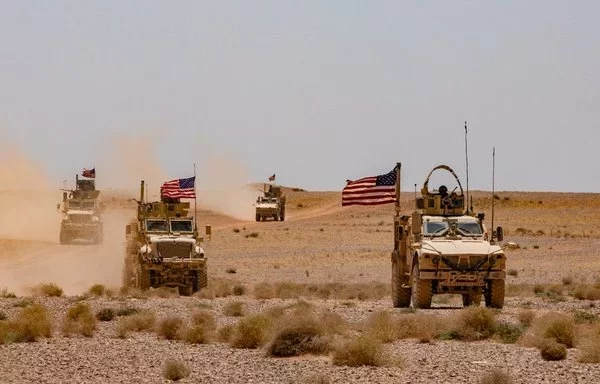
xmin=198 ymin=267 xmax=208 ymax=289
xmin=392 ymin=257 xmax=411 ymax=307
xmin=485 ymin=280 xmax=505 ymax=309
xmin=462 ymin=292 xmax=482 ymax=307
xmin=273 ymin=214 xmax=279 ymax=221
xmin=411 ymin=263 xmax=432 ymax=309
xmin=180 ymin=285 xmax=193 ymax=296
xmin=137 ymin=264 xmax=150 ymax=290
xmin=191 ymin=270 xmax=199 ymax=293
xmin=280 ymin=212 xmax=285 ymax=221
xmin=255 ymin=214 xmax=260 ymax=222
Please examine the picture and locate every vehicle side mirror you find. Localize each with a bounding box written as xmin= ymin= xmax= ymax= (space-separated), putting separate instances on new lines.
xmin=496 ymin=227 xmax=504 ymax=242
xmin=126 ymin=224 xmax=131 ymax=236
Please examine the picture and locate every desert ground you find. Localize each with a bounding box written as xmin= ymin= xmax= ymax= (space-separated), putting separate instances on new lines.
xmin=1 ymin=188 xmax=600 ymax=383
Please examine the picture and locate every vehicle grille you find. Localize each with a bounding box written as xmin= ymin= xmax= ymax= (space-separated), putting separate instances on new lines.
xmin=68 ymin=214 xmax=92 ymax=224
xmin=157 ymin=243 xmax=192 ymax=258
xmin=443 ymin=255 xmax=486 ymax=270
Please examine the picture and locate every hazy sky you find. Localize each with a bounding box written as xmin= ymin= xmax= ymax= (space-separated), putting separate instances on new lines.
xmin=1 ymin=1 xmax=598 ymax=192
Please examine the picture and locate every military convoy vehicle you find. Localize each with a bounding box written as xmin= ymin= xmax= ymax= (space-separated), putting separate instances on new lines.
xmin=123 ymin=181 xmax=210 ymax=295
xmin=58 ymin=175 xmax=103 ymax=244
xmin=391 ymin=165 xmax=516 ymax=309
xmin=255 ymin=184 xmax=286 ymax=222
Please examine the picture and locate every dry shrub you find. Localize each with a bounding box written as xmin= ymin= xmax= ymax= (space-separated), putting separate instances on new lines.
xmin=116 ymin=310 xmax=156 ymax=338
xmin=96 ymin=308 xmax=115 ymax=322
xmin=536 ymin=313 xmax=575 ymax=347
xmin=0 ymin=312 xmax=6 ymax=321
xmin=319 ymin=310 xmax=348 ymax=335
xmin=62 ymin=302 xmax=97 ymax=337
xmin=245 ymin=232 xmax=259 ymax=238
xmin=196 ymin=279 xmax=233 ymax=299
xmin=88 ymin=284 xmax=106 ymax=297
xmin=163 ymin=359 xmax=190 ymax=381
xmin=505 ymin=284 xmax=534 ymax=297
xmin=147 ymin=286 xmax=179 ymax=298
xmin=364 ymin=311 xmax=396 ymax=343
xmin=32 ymin=283 xmax=63 ymax=297
xmin=0 ymin=288 xmax=17 ymax=298
xmin=223 ymin=301 xmax=245 ymax=317
xmin=517 ymin=310 xmax=535 ymax=327
xmin=453 ymin=307 xmax=496 ymax=341
xmin=232 ymin=284 xmax=246 ymax=296
xmin=275 ymin=282 xmax=304 ymax=299
xmin=572 ymin=285 xmax=600 ymax=301
xmin=226 ymin=267 xmax=237 ymax=274
xmin=157 ymin=316 xmax=184 ymax=340
xmin=495 ymin=322 xmax=524 ymax=344
xmin=578 ymin=337 xmax=600 ymax=363
xmin=183 ymin=324 xmax=210 ymax=344
xmin=217 ymin=324 xmax=235 ymax=342
xmin=254 ymin=282 xmax=276 ymax=299
xmin=192 ymin=310 xmax=217 ymax=330
xmin=507 ymin=269 xmax=518 ymax=277
xmin=394 ymin=313 xmax=446 ymax=343
xmin=290 ymin=374 xmax=331 ymax=384
xmin=562 ymin=276 xmax=574 ymax=286
xmin=573 ymin=310 xmax=598 ymax=324
xmin=267 ymin=315 xmax=329 ymax=357
xmin=533 ymin=284 xmax=545 ymax=294
xmin=231 ymin=314 xmax=272 ymax=349
xmin=116 ymin=307 xmax=139 ymax=317
xmin=0 ymin=303 xmax=52 ymax=344
xmin=332 ymin=336 xmax=387 ymax=367
xmin=480 ymin=369 xmax=514 ymax=384
xmin=539 ymin=339 xmax=567 ymax=361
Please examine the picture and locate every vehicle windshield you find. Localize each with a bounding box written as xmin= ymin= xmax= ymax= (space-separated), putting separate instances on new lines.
xmin=423 ymin=220 xmax=483 ymax=237
xmin=170 ymin=220 xmax=193 ymax=233
xmin=68 ymin=201 xmax=81 ymax=209
xmin=82 ymin=201 xmax=96 ymax=209
xmin=146 ymin=219 xmax=168 ymax=232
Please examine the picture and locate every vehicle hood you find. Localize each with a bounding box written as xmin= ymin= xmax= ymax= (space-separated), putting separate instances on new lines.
xmin=66 ymin=210 xmax=94 ymax=215
xmin=420 ymin=239 xmax=502 ymax=255
xmin=256 ymin=203 xmax=278 ymax=209
xmin=148 ymin=236 xmax=196 ymax=244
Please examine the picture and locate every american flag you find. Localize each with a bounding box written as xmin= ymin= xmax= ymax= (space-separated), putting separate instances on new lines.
xmin=342 ymin=169 xmax=396 ymax=206
xmin=82 ymin=168 xmax=95 ymax=178
xmin=161 ymin=176 xmax=196 ymax=199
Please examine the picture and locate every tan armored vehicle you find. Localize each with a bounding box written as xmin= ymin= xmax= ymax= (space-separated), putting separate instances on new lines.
xmin=58 ymin=175 xmax=103 ymax=244
xmin=392 ymin=165 xmax=515 ymax=309
xmin=123 ymin=181 xmax=210 ymax=295
xmin=255 ymin=184 xmax=286 ymax=221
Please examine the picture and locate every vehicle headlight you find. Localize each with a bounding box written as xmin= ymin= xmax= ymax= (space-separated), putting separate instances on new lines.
xmin=195 ymin=246 xmax=205 ymax=258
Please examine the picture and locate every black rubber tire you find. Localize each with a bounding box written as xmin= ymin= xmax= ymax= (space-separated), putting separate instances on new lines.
xmin=411 ymin=262 xmax=432 ymax=309
xmin=137 ymin=264 xmax=150 ymax=290
xmin=462 ymin=292 xmax=482 ymax=307
xmin=392 ymin=257 xmax=411 ymax=307
xmin=485 ymin=280 xmax=505 ymax=309
xmin=180 ymin=285 xmax=193 ymax=296
xmin=198 ymin=267 xmax=208 ymax=289
xmin=273 ymin=215 xmax=279 ymax=221
xmin=255 ymin=214 xmax=260 ymax=222
xmin=280 ymin=212 xmax=285 ymax=221
xmin=191 ymin=270 xmax=199 ymax=293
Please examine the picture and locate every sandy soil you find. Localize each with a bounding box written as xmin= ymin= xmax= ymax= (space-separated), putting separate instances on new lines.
xmin=1 ymin=189 xmax=600 ymax=383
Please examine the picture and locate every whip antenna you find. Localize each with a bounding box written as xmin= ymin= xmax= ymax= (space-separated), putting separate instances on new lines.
xmin=464 ymin=121 xmax=470 ymax=213
xmin=491 ymin=147 xmax=496 ymax=242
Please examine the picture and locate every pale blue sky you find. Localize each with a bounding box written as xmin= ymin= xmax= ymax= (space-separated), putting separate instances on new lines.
xmin=1 ymin=1 xmax=598 ymax=191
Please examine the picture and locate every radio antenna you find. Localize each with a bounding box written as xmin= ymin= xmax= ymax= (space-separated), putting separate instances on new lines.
xmin=464 ymin=121 xmax=470 ymax=213
xmin=414 ymin=183 xmax=417 ymax=208
xmin=491 ymin=147 xmax=496 ymax=242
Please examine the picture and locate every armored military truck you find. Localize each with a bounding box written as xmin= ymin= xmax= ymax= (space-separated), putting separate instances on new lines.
xmin=255 ymin=184 xmax=286 ymax=221
xmin=391 ymin=165 xmax=515 ymax=309
xmin=58 ymin=175 xmax=103 ymax=244
xmin=123 ymin=180 xmax=210 ymax=295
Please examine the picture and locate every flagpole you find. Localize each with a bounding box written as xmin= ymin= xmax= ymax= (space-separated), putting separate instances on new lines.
xmin=194 ymin=163 xmax=198 ymax=231
xmin=395 ymin=162 xmax=401 ymax=217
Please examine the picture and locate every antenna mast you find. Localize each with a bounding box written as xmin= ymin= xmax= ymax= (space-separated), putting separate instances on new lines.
xmin=194 ymin=163 xmax=198 ymax=231
xmin=464 ymin=121 xmax=470 ymax=213
xmin=491 ymin=147 xmax=496 ymax=242
xmin=395 ymin=163 xmax=401 ymax=217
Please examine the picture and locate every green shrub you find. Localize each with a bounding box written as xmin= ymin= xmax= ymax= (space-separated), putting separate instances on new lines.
xmin=33 ymin=283 xmax=63 ymax=297
xmin=96 ymin=308 xmax=115 ymax=322
xmin=454 ymin=307 xmax=496 ymax=341
xmin=63 ymin=303 xmax=97 ymax=337
xmin=495 ymin=322 xmax=523 ymax=344
xmin=0 ymin=304 xmax=52 ymax=344
xmin=539 ymin=339 xmax=567 ymax=361
xmin=157 ymin=316 xmax=184 ymax=340
xmin=231 ymin=314 xmax=272 ymax=349
xmin=163 ymin=359 xmax=190 ymax=381
xmin=88 ymin=284 xmax=106 ymax=297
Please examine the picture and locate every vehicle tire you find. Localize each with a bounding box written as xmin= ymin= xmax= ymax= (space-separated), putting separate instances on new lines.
xmin=191 ymin=270 xmax=199 ymax=293
xmin=462 ymin=292 xmax=482 ymax=307
xmin=273 ymin=214 xmax=279 ymax=221
xmin=198 ymin=267 xmax=208 ymax=289
xmin=411 ymin=262 xmax=432 ymax=309
xmin=137 ymin=264 xmax=150 ymax=290
xmin=392 ymin=257 xmax=411 ymax=307
xmin=180 ymin=285 xmax=193 ymax=296
xmin=280 ymin=212 xmax=285 ymax=221
xmin=255 ymin=214 xmax=260 ymax=222
xmin=485 ymin=280 xmax=505 ymax=309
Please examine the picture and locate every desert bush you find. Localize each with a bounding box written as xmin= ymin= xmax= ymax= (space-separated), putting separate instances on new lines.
xmin=191 ymin=310 xmax=216 ymax=330
xmin=539 ymin=339 xmax=567 ymax=361
xmin=116 ymin=310 xmax=156 ymax=338
xmin=573 ymin=310 xmax=598 ymax=324
xmin=32 ymin=283 xmax=63 ymax=297
xmin=505 ymin=284 xmax=534 ymax=297
xmin=267 ymin=316 xmax=329 ymax=357
xmin=517 ymin=310 xmax=535 ymax=327
xmin=157 ymin=316 xmax=184 ymax=340
xmin=226 ymin=267 xmax=237 ymax=274
xmin=507 ymin=269 xmax=519 ymax=277
xmin=562 ymin=276 xmax=574 ymax=286
xmin=275 ymin=282 xmax=304 ymax=299
xmin=0 ymin=311 xmax=6 ymax=321
xmin=232 ymin=284 xmax=246 ymax=296
xmin=245 ymin=232 xmax=259 ymax=238
xmin=537 ymin=314 xmax=575 ymax=347
xmin=163 ymin=359 xmax=190 ymax=381
xmin=319 ymin=310 xmax=348 ymax=335
xmin=197 ymin=279 xmax=233 ymax=299
xmin=62 ymin=302 xmax=97 ymax=337
xmin=290 ymin=374 xmax=330 ymax=384
xmin=13 ymin=299 xmax=33 ymax=308
xmin=88 ymin=284 xmax=106 ymax=297
xmin=183 ymin=324 xmax=210 ymax=344
xmin=453 ymin=307 xmax=496 ymax=341
xmin=254 ymin=282 xmax=275 ymax=299
xmin=217 ymin=324 xmax=235 ymax=342
xmin=0 ymin=303 xmax=52 ymax=344
xmin=223 ymin=301 xmax=244 ymax=317
xmin=578 ymin=337 xmax=600 ymax=363
xmin=332 ymin=336 xmax=386 ymax=367
xmin=0 ymin=288 xmax=16 ymax=298
xmin=231 ymin=314 xmax=272 ymax=349
xmin=392 ymin=313 xmax=445 ymax=343
xmin=572 ymin=285 xmax=600 ymax=301
xmin=147 ymin=286 xmax=179 ymax=298
xmin=480 ymin=369 xmax=514 ymax=384
xmin=495 ymin=322 xmax=524 ymax=344
xmin=364 ymin=311 xmax=396 ymax=343
xmin=533 ymin=284 xmax=545 ymax=294
xmin=96 ymin=308 xmax=115 ymax=322
xmin=232 ymin=228 xmax=240 ymax=233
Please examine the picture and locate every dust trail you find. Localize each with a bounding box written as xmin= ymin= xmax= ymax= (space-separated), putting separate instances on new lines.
xmin=196 ymin=157 xmax=258 ymax=221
